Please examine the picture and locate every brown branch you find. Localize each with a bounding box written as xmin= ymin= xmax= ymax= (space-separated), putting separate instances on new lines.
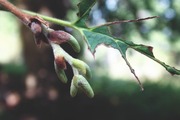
xmin=0 ymin=0 xmax=49 ymax=45
xmin=0 ymin=0 xmax=48 ymax=26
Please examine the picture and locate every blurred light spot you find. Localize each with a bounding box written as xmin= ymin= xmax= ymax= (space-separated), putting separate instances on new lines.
xmin=106 ymin=0 xmax=118 ymax=11
xmin=92 ymin=10 xmax=106 ymax=25
xmin=48 ymin=88 xmax=58 ymax=101
xmin=158 ymin=0 xmax=170 ymax=9
xmin=0 ymin=12 xmax=22 ymax=64
xmin=137 ymin=9 xmax=151 ymax=18
xmin=25 ymin=74 xmax=37 ymax=99
xmin=163 ymin=27 xmax=172 ymax=37
xmin=5 ymin=92 xmax=20 ymax=107
xmin=164 ymin=8 xmax=176 ymax=20
xmin=39 ymin=6 xmax=53 ymax=16
xmin=25 ymin=74 xmax=37 ymax=88
xmin=92 ymin=10 xmax=102 ymax=20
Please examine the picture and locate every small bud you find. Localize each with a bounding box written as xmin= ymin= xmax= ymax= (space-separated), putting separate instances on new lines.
xmin=30 ymin=22 xmax=43 ymax=46
xmin=54 ymin=62 xmax=68 ymax=83
xmin=48 ymin=30 xmax=80 ymax=52
xmin=47 ymin=30 xmax=71 ymax=44
xmin=30 ymin=22 xmax=42 ymax=34
xmin=70 ymin=78 xmax=78 ymax=97
xmin=55 ymin=56 xmax=67 ymax=69
xmin=73 ymin=75 xmax=94 ymax=98
xmin=72 ymin=59 xmax=92 ymax=79
xmin=30 ymin=22 xmax=48 ymax=46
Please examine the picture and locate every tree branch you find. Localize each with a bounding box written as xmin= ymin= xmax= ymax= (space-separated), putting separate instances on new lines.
xmin=0 ymin=0 xmax=51 ymax=45
xmin=0 ymin=0 xmax=47 ymax=26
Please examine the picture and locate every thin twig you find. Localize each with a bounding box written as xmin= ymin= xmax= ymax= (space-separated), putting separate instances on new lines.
xmin=97 ymin=16 xmax=159 ymax=27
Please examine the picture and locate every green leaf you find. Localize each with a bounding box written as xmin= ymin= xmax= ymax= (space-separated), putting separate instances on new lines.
xmin=77 ymin=0 xmax=96 ymax=17
xmin=83 ymin=28 xmax=143 ymax=90
xmin=74 ymin=0 xmax=96 ymax=28
xmin=72 ymin=0 xmax=180 ymax=89
xmin=122 ymin=40 xmax=180 ymax=75
xmin=83 ymin=26 xmax=180 ymax=77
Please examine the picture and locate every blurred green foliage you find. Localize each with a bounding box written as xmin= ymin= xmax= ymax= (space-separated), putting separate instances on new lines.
xmin=89 ymin=76 xmax=180 ymax=120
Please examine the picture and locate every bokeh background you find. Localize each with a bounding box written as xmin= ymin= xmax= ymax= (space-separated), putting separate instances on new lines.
xmin=0 ymin=0 xmax=180 ymax=120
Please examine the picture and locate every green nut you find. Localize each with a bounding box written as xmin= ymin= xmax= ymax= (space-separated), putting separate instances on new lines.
xmin=72 ymin=59 xmax=92 ymax=79
xmin=68 ymin=36 xmax=81 ymax=53
xmin=54 ymin=62 xmax=68 ymax=83
xmin=73 ymin=75 xmax=94 ymax=98
xmin=70 ymin=78 xmax=78 ymax=97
